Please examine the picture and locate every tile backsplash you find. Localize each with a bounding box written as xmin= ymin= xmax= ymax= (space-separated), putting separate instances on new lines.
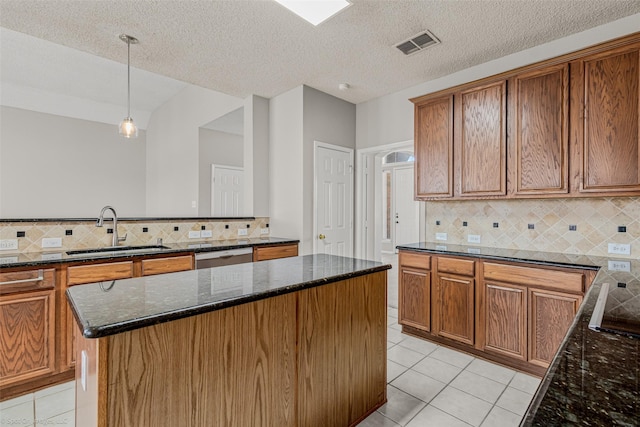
xmin=425 ymin=197 xmax=639 ymax=258
xmin=0 ymin=218 xmax=270 ymax=253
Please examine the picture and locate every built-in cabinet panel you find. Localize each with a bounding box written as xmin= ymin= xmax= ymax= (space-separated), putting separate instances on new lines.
xmin=414 ymin=96 xmax=454 ymax=198
xmin=576 ymin=44 xmax=640 ymax=194
xmin=398 ymin=250 xmax=594 ymax=375
xmin=399 ymin=267 xmax=431 ymax=332
xmin=456 ymin=81 xmax=507 ymax=197
xmin=511 ymin=64 xmax=569 ymax=195
xmin=528 ymin=288 xmax=582 ymax=368
xmin=412 ymin=34 xmax=640 ymax=200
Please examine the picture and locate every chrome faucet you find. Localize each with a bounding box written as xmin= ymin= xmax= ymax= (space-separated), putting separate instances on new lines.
xmin=96 ymin=205 xmax=127 ymax=247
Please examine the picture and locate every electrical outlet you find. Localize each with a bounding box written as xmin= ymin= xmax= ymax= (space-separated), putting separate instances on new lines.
xmin=608 ymin=260 xmax=631 ymax=272
xmin=201 ymin=230 xmax=213 ymax=238
xmin=0 ymin=239 xmax=18 ymax=251
xmin=435 ymin=232 xmax=447 ymax=241
xmin=261 ymin=228 xmax=269 ymax=235
xmin=467 ymin=234 xmax=481 ymax=244
xmin=188 ymin=231 xmax=201 ymax=239
xmin=608 ymin=243 xmax=631 ymax=255
xmin=238 ymin=229 xmax=248 ymax=236
xmin=0 ymin=256 xmax=19 ymax=264
xmin=41 ymin=237 xmax=62 ymax=248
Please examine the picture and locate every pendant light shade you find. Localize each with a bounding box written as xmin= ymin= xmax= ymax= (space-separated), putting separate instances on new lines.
xmin=119 ymin=34 xmax=138 ymax=139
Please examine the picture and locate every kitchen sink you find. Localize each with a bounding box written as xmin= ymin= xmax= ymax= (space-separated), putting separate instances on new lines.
xmin=66 ymin=245 xmax=170 ymax=256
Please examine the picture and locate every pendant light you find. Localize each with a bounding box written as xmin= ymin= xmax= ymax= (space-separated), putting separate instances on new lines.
xmin=118 ymin=34 xmax=139 ymax=138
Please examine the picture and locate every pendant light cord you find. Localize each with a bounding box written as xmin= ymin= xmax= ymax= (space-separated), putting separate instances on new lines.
xmin=127 ymin=37 xmax=131 ymax=118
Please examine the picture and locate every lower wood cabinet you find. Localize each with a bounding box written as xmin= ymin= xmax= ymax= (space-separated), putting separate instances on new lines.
xmin=398 ymin=250 xmax=596 ymax=376
xmin=140 ymin=255 xmax=193 ymax=276
xmin=528 ymin=288 xmax=582 ymax=367
xmin=435 ymin=273 xmax=474 ymax=346
xmin=253 ymin=244 xmax=298 ymax=262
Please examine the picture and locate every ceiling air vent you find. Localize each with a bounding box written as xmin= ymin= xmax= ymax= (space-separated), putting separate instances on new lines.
xmin=395 ymin=30 xmax=440 ymax=56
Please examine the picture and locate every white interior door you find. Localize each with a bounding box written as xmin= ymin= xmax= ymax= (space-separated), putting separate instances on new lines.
xmin=394 ymin=166 xmax=419 ymax=248
xmin=211 ymin=165 xmax=244 ymax=216
xmin=315 ymin=143 xmax=353 ymax=256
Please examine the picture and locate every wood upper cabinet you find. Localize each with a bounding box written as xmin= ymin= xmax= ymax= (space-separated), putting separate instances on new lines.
xmin=573 ymin=42 xmax=640 ymax=194
xmin=414 ymin=95 xmax=454 ymax=198
xmin=434 ymin=257 xmax=475 ymax=346
xmin=398 ymin=252 xmax=431 ymax=331
xmin=456 ymin=80 xmax=507 ymax=197
xmin=483 ymin=281 xmax=527 ymax=361
xmin=510 ymin=64 xmax=569 ymax=195
xmin=528 ymin=288 xmax=582 ymax=368
xmin=0 ymin=269 xmax=56 ymax=387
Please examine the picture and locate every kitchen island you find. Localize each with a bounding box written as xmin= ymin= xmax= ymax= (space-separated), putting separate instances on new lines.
xmin=67 ymin=254 xmax=390 ymax=427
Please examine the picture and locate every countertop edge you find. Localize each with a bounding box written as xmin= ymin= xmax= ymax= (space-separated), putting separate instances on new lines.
xmin=70 ymin=262 xmax=391 ymax=339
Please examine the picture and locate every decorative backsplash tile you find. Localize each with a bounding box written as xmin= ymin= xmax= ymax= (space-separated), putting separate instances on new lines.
xmin=425 ymin=197 xmax=639 ymax=259
xmin=0 ymin=218 xmax=270 ymax=253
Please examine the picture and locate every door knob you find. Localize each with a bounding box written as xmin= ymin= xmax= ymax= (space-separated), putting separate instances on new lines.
xmin=319 ymin=234 xmax=326 ymax=240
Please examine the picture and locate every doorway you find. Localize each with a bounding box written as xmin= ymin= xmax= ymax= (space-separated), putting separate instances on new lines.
xmin=211 ymin=165 xmax=244 ymax=216
xmin=381 ymin=155 xmax=419 ymax=254
xmin=314 ymin=142 xmax=354 ymax=256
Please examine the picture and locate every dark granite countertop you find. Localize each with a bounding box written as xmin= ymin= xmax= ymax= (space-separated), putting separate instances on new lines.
xmin=67 ymin=254 xmax=391 ymax=339
xmin=397 ymin=242 xmax=640 ymax=426
xmin=0 ymin=237 xmax=299 ymax=268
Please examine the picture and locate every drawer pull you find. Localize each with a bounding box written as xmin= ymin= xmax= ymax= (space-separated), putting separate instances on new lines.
xmin=0 ymin=269 xmax=44 ymax=286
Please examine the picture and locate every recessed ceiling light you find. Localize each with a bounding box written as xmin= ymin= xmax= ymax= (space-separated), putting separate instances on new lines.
xmin=274 ymin=0 xmax=352 ymax=26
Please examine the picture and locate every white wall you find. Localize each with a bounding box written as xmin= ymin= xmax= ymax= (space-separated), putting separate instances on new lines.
xmin=198 ymin=128 xmax=243 ymax=216
xmin=302 ymin=86 xmax=356 ymax=255
xmin=146 ymin=85 xmax=243 ymax=216
xmin=269 ymin=87 xmax=304 ymax=246
xmin=244 ymin=95 xmax=270 ymax=217
xmin=355 ymin=13 xmax=640 ymax=150
xmin=0 ymin=106 xmax=146 ymax=217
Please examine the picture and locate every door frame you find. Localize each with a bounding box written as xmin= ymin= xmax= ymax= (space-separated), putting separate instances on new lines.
xmin=211 ymin=164 xmax=244 ymax=216
xmin=355 ymin=140 xmax=425 ymax=261
xmin=313 ymin=141 xmax=354 ymax=255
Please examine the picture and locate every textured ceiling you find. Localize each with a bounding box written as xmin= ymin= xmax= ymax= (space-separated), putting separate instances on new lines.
xmin=1 ymin=0 xmax=640 ymax=105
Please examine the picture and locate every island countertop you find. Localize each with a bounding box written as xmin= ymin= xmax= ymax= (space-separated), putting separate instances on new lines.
xmin=396 ymin=242 xmax=640 ymax=426
xmin=67 ymin=254 xmax=391 ymax=339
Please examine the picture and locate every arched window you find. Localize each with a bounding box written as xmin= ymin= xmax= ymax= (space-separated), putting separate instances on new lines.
xmin=382 ymin=151 xmax=415 ymax=164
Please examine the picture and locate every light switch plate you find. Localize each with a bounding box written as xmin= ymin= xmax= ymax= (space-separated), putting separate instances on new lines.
xmin=608 ymin=243 xmax=631 ymax=255
xmin=41 ymin=237 xmax=62 ymax=248
xmin=201 ymin=230 xmax=213 ymax=238
xmin=260 ymin=228 xmax=269 ymax=235
xmin=435 ymin=232 xmax=447 ymax=241
xmin=238 ymin=229 xmax=248 ymax=236
xmin=188 ymin=231 xmax=201 ymax=239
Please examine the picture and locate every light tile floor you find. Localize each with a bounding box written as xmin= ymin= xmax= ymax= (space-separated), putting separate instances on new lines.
xmin=1 ymin=254 xmax=539 ymax=427
xmin=357 ymin=253 xmax=541 ymax=427
xmin=0 ymin=380 xmax=75 ymax=427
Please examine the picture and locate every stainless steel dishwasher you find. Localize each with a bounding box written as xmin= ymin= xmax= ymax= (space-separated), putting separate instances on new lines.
xmin=195 ymin=248 xmax=253 ymax=269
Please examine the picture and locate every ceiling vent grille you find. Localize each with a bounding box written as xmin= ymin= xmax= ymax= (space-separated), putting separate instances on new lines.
xmin=395 ymin=30 xmax=440 ymax=56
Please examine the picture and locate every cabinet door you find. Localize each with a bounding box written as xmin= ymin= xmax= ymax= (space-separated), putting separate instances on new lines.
xmin=414 ymin=95 xmax=454 ymax=198
xmin=398 ymin=267 xmax=430 ymax=332
xmin=577 ymin=43 xmax=640 ymax=193
xmin=435 ymin=274 xmax=474 ymax=345
xmin=512 ymin=64 xmax=569 ymax=195
xmin=529 ymin=288 xmax=582 ymax=368
xmin=483 ymin=282 xmax=527 ymax=361
xmin=456 ymin=80 xmax=507 ymax=197
xmin=0 ymin=289 xmax=56 ymax=387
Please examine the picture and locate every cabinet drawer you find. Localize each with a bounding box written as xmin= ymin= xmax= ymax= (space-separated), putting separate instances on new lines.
xmin=67 ymin=261 xmax=134 ymax=286
xmin=253 ymin=244 xmax=298 ymax=262
xmin=0 ymin=268 xmax=55 ymax=295
xmin=437 ymin=257 xmax=475 ymax=276
xmin=141 ymin=255 xmax=193 ymax=276
xmin=399 ymin=252 xmax=431 ymax=270
xmin=483 ymin=262 xmax=583 ymax=294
